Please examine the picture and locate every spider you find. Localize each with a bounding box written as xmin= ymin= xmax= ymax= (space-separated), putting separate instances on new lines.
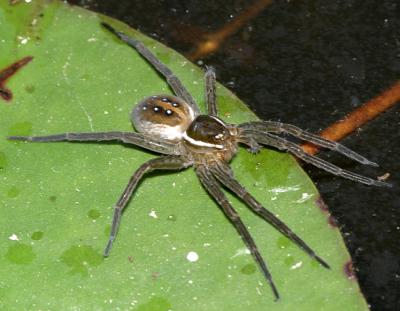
xmin=8 ymin=22 xmax=391 ymax=300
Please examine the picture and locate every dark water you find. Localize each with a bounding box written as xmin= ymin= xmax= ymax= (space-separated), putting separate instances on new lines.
xmin=71 ymin=1 xmax=400 ymax=310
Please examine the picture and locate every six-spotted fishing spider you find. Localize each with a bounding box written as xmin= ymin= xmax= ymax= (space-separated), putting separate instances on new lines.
xmin=8 ymin=22 xmax=391 ymax=300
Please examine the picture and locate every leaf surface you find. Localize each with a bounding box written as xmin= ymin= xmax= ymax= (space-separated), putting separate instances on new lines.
xmin=0 ymin=1 xmax=368 ymax=310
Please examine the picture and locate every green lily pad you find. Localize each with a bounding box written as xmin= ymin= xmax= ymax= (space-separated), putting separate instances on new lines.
xmin=0 ymin=1 xmax=368 ymax=310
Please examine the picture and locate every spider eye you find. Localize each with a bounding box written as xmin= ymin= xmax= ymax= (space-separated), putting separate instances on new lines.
xmin=132 ymin=95 xmax=196 ymax=141
xmin=215 ymin=133 xmax=224 ymax=140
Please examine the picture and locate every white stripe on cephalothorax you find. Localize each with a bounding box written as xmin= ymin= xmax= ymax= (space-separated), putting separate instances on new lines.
xmin=209 ymin=115 xmax=226 ymax=126
xmin=186 ymin=103 xmax=197 ymax=121
xmin=182 ymin=132 xmax=224 ymax=149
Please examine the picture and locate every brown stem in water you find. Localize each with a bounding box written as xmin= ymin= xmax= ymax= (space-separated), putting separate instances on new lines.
xmin=187 ymin=0 xmax=273 ymax=61
xmin=302 ymin=81 xmax=400 ymax=155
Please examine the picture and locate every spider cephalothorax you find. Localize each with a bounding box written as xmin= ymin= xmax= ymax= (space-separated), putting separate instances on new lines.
xmin=183 ymin=115 xmax=238 ymax=163
xmin=8 ymin=22 xmax=391 ymax=300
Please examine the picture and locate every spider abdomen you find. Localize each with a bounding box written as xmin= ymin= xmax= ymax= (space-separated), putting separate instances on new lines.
xmin=131 ymin=95 xmax=196 ymax=141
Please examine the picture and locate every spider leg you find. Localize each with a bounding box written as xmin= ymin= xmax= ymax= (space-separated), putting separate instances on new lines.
xmin=240 ymin=131 xmax=391 ymax=187
xmin=211 ymin=161 xmax=330 ymax=269
xmin=238 ymin=121 xmax=378 ymax=166
xmin=104 ymin=156 xmax=190 ymax=257
xmin=8 ymin=131 xmax=179 ymax=155
xmin=101 ymin=22 xmax=200 ymax=116
xmin=205 ymin=66 xmax=217 ymax=116
xmin=196 ymin=166 xmax=280 ymax=300
xmin=236 ymin=135 xmax=262 ymax=154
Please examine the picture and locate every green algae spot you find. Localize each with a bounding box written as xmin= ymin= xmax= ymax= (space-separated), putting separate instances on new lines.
xmin=284 ymin=255 xmax=296 ymax=267
xmin=135 ymin=297 xmax=172 ymax=311
xmin=277 ymin=236 xmax=291 ymax=249
xmin=8 ymin=121 xmax=33 ymax=137
xmin=49 ymin=195 xmax=57 ymax=202
xmin=88 ymin=209 xmax=101 ymax=220
xmin=0 ymin=151 xmax=7 ymax=170
xmin=25 ymin=84 xmax=35 ymax=93
xmin=311 ymin=258 xmax=323 ymax=269
xmin=7 ymin=186 xmax=20 ymax=198
xmin=31 ymin=231 xmax=44 ymax=240
xmin=5 ymin=243 xmax=36 ymax=265
xmin=240 ymin=263 xmax=257 ymax=275
xmin=167 ymin=214 xmax=177 ymax=221
xmin=79 ymin=73 xmax=90 ymax=81
xmin=60 ymin=245 xmax=102 ymax=276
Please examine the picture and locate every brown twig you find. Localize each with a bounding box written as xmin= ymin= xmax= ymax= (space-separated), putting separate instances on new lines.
xmin=0 ymin=56 xmax=33 ymax=102
xmin=302 ymin=80 xmax=400 ymax=155
xmin=187 ymin=0 xmax=274 ymax=61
